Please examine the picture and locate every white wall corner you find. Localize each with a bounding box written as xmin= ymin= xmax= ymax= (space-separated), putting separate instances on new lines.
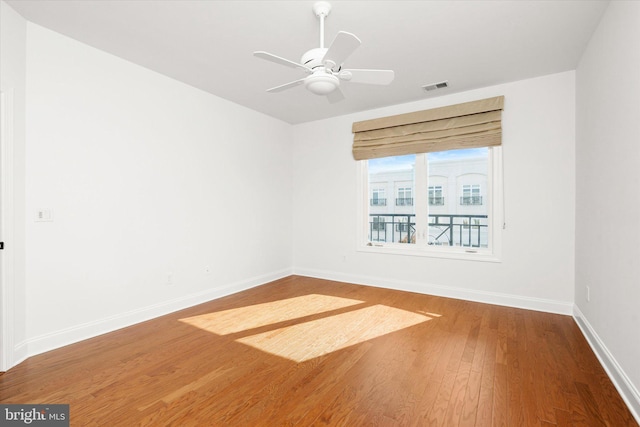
xmin=573 ymin=305 xmax=640 ymax=424
xmin=10 ymin=341 xmax=29 ymax=370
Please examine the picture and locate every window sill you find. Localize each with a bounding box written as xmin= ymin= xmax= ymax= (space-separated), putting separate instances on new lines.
xmin=357 ymin=243 xmax=502 ymax=263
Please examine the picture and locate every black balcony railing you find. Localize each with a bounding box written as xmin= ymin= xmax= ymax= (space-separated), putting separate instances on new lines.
xmin=429 ymin=196 xmax=445 ymax=206
xmin=396 ymin=197 xmax=414 ymax=206
xmin=370 ymin=214 xmax=415 ymax=244
xmin=460 ymin=196 xmax=483 ymax=205
xmin=370 ymin=198 xmax=387 ymax=206
xmin=369 ymin=213 xmax=488 ymax=247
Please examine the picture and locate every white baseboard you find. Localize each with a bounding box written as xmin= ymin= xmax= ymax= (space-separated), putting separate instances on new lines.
xmin=22 ymin=268 xmax=293 ymax=363
xmin=573 ymin=305 xmax=640 ymax=425
xmin=293 ymin=267 xmax=574 ymax=315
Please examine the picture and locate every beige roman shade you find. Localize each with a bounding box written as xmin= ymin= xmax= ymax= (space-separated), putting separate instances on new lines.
xmin=352 ymin=96 xmax=504 ymax=160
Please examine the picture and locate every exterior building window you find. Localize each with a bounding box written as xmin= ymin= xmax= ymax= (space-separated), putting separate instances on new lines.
xmin=370 ymin=188 xmax=386 ymax=206
xmin=372 ymin=216 xmax=385 ymax=231
xmin=396 ymin=188 xmax=413 ymax=206
xmin=360 ymin=147 xmax=502 ymax=261
xmin=461 ymin=184 xmax=482 ymax=205
xmin=395 ymin=217 xmax=409 ymax=232
xmin=428 ymin=186 xmax=444 ymax=206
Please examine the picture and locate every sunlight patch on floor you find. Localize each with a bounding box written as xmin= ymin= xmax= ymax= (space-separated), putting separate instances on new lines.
xmin=179 ymin=294 xmax=363 ymax=335
xmin=236 ymin=304 xmax=432 ymax=362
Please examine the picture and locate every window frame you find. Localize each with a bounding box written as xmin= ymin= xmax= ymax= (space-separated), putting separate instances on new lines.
xmin=356 ymin=147 xmax=503 ymax=262
xmin=461 ymin=184 xmax=482 ymax=206
xmin=428 ymin=185 xmax=444 ymax=206
xmin=396 ymin=187 xmax=413 ymax=206
xmin=370 ymin=187 xmax=386 ymax=206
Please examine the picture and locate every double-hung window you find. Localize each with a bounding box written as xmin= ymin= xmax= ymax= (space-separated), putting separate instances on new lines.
xmin=396 ymin=187 xmax=413 ymax=206
xmin=370 ymin=188 xmax=386 ymax=206
xmin=353 ymin=96 xmax=504 ymax=261
xmin=428 ymin=186 xmax=444 ymax=206
xmin=461 ymin=184 xmax=482 ymax=205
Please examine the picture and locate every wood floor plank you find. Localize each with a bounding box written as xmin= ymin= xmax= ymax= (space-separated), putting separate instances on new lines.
xmin=443 ymin=359 xmax=472 ymax=426
xmin=555 ymin=408 xmax=574 ymax=427
xmin=0 ymin=276 xmax=636 ymax=427
xmin=492 ymin=362 xmax=509 ymax=427
xmin=473 ymin=310 xmax=497 ymax=426
xmin=459 ymin=368 xmax=483 ymax=426
xmin=574 ymin=381 xmax=607 ymax=427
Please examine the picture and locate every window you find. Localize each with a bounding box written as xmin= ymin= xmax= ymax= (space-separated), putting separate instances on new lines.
xmin=370 ymin=188 xmax=386 ymax=206
xmin=461 ymin=184 xmax=482 ymax=205
xmin=396 ymin=187 xmax=413 ymax=206
xmin=428 ymin=186 xmax=444 ymax=206
xmin=394 ymin=217 xmax=411 ymax=235
xmin=353 ymin=96 xmax=504 ymax=261
xmin=370 ymin=216 xmax=386 ymax=242
xmin=359 ymin=148 xmax=502 ymax=261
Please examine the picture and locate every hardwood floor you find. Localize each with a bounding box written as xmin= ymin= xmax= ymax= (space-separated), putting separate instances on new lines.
xmin=0 ymin=276 xmax=637 ymax=426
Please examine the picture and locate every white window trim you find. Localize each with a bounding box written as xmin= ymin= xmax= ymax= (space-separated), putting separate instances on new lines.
xmin=356 ymin=148 xmax=503 ymax=262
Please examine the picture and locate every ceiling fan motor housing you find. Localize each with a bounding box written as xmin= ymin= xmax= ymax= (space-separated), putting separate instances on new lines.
xmin=301 ymin=47 xmax=329 ymax=69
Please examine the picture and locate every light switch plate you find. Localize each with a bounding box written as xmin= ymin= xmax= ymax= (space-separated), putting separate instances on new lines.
xmin=35 ymin=209 xmax=54 ymax=222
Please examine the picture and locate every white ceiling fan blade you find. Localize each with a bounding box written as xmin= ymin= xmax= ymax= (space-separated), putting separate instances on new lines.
xmin=266 ymin=78 xmax=306 ymax=93
xmin=326 ymin=87 xmax=345 ymax=104
xmin=322 ymin=31 xmax=361 ymax=70
xmin=339 ymin=69 xmax=395 ymax=85
xmin=254 ymin=51 xmax=312 ymax=73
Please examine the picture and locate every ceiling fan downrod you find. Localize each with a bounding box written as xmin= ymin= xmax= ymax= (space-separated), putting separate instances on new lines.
xmin=313 ymin=1 xmax=332 ymax=49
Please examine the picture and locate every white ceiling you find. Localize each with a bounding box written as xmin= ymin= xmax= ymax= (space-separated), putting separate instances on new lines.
xmin=6 ymin=0 xmax=608 ymax=124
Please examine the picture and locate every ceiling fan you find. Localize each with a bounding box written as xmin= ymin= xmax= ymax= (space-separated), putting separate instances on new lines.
xmin=253 ymin=1 xmax=395 ymax=103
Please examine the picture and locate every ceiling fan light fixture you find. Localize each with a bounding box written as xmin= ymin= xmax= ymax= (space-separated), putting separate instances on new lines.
xmin=305 ymin=72 xmax=339 ymax=95
xmin=254 ymin=1 xmax=394 ymax=101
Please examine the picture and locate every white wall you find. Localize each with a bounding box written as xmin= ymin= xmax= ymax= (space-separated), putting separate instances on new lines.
xmin=575 ymin=0 xmax=640 ymax=418
xmin=23 ymin=23 xmax=293 ymax=356
xmin=0 ymin=0 xmax=28 ymax=368
xmin=292 ymin=71 xmax=576 ymax=313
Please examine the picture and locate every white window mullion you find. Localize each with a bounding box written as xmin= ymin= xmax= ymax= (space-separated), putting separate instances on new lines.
xmin=357 ymin=160 xmax=370 ymax=245
xmin=414 ymin=153 xmax=428 ymax=245
xmin=487 ymin=146 xmax=503 ymax=257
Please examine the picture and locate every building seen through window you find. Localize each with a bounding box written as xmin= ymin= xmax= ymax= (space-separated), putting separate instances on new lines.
xmin=367 ymin=148 xmax=489 ymax=248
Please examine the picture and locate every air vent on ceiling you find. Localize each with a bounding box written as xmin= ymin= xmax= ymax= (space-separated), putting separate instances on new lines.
xmin=422 ymin=81 xmax=449 ymax=92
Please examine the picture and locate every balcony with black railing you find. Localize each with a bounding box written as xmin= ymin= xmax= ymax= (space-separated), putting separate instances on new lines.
xmin=369 ymin=213 xmax=488 ymax=247
xmin=460 ymin=196 xmax=483 ymax=205
xmin=395 ymin=197 xmax=414 ymax=206
xmin=429 ymin=196 xmax=445 ymax=206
